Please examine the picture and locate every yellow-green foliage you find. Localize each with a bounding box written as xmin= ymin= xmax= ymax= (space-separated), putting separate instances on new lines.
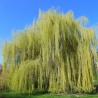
xmin=0 ymin=72 xmax=9 ymax=90
xmin=2 ymin=9 xmax=97 ymax=94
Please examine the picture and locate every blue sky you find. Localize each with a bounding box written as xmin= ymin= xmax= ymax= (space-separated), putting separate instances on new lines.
xmin=0 ymin=0 xmax=98 ymax=64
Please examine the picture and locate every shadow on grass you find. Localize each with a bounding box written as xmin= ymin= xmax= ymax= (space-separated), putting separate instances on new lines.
xmin=31 ymin=90 xmax=49 ymax=95
xmin=1 ymin=90 xmax=98 ymax=98
xmin=0 ymin=90 xmax=50 ymax=98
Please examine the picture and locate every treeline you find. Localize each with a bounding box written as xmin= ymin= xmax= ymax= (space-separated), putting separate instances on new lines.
xmin=2 ymin=9 xmax=97 ymax=94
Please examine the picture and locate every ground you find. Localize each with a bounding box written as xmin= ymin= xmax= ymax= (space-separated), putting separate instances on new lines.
xmin=0 ymin=91 xmax=98 ymax=98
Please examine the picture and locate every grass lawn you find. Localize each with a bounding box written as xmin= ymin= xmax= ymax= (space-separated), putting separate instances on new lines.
xmin=0 ymin=91 xmax=98 ymax=98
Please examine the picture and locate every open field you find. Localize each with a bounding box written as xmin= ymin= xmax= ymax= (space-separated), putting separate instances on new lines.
xmin=0 ymin=91 xmax=98 ymax=98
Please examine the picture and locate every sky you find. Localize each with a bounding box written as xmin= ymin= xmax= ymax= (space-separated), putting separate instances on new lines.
xmin=0 ymin=0 xmax=98 ymax=64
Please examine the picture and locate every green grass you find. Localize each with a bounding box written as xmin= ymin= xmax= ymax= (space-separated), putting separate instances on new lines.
xmin=0 ymin=91 xmax=98 ymax=98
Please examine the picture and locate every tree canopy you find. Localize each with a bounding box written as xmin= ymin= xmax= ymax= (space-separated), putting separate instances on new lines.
xmin=2 ymin=9 xmax=97 ymax=94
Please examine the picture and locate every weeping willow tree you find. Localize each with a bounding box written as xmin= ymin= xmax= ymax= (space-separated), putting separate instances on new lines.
xmin=2 ymin=9 xmax=97 ymax=94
